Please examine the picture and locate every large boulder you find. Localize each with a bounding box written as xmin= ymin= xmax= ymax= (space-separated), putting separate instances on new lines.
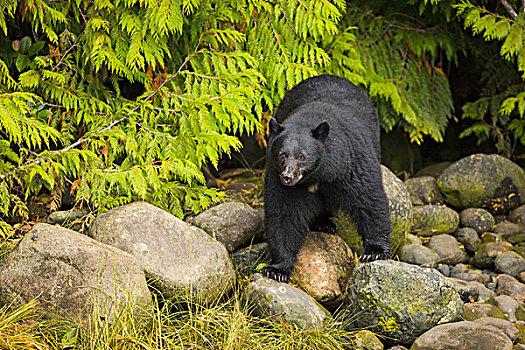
xmin=245 ymin=273 xmax=328 ymax=329
xmin=411 ymin=321 xmax=513 ymax=350
xmin=188 ymin=201 xmax=263 ymax=252
xmin=437 ymin=154 xmax=525 ymax=214
xmin=292 ymin=232 xmax=354 ymax=308
xmin=404 ymin=176 xmax=444 ymax=206
xmin=89 ymin=202 xmax=235 ymax=303
xmin=336 ymin=166 xmax=412 ymax=253
xmin=411 ymin=205 xmax=459 ymax=237
xmin=345 ymin=260 xmax=463 ymax=345
xmin=0 ymin=224 xmax=151 ymax=322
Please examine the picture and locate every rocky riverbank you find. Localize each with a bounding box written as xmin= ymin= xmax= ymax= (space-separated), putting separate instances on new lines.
xmin=0 ymin=153 xmax=524 ymax=350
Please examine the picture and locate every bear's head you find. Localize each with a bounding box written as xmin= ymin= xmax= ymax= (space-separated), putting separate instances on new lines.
xmin=268 ymin=117 xmax=329 ymax=186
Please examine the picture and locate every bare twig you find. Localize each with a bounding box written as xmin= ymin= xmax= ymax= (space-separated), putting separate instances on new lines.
xmin=501 ymin=0 xmax=518 ymax=19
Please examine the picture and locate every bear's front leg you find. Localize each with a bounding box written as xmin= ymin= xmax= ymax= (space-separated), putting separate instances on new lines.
xmin=262 ymin=181 xmax=321 ymax=283
xmin=340 ymin=186 xmax=392 ymax=262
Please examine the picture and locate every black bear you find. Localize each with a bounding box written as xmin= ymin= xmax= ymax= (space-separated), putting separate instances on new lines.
xmin=262 ymin=74 xmax=392 ymax=283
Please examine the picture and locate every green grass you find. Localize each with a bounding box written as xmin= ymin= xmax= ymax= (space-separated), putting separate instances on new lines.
xmin=0 ymin=275 xmax=357 ymax=350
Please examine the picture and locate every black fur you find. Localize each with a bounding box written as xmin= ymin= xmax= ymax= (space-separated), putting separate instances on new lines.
xmin=262 ymin=75 xmax=392 ymax=283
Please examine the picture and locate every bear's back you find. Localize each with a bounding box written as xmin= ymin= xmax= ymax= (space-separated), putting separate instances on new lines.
xmin=274 ymin=75 xmax=380 ymax=160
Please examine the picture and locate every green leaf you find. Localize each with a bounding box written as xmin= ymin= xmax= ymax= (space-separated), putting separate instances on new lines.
xmin=19 ymin=36 xmax=31 ymax=53
xmin=15 ymin=54 xmax=30 ymax=72
xmin=27 ymin=41 xmax=45 ymax=56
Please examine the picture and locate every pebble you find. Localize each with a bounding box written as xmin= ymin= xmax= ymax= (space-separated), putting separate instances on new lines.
xmin=456 ymin=227 xmax=482 ymax=254
xmin=494 ymin=251 xmax=525 ymax=276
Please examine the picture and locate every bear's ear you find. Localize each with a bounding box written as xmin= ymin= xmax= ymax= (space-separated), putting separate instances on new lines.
xmin=312 ymin=121 xmax=329 ymax=141
xmin=269 ymin=118 xmax=284 ymax=135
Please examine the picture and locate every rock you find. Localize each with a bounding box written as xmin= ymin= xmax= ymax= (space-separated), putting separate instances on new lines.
xmin=89 ymin=202 xmax=235 ymax=303
xmin=404 ymin=176 xmax=444 ymax=206
xmin=497 ymin=274 xmax=525 ymax=301
xmin=336 ymin=166 xmax=412 ymax=253
xmin=447 ymin=278 xmax=496 ymax=302
xmin=411 ymin=321 xmax=513 ymax=350
xmin=472 ymin=240 xmax=513 ymax=268
xmin=397 ymin=244 xmax=439 ymax=266
xmin=0 ymin=224 xmax=151 ymax=322
xmin=437 ymin=153 xmax=525 ymax=214
xmin=459 ymin=208 xmax=495 ymax=234
xmin=456 ymin=227 xmax=482 ymax=255
xmin=245 ymin=273 xmax=328 ymax=329
xmin=411 ymin=205 xmax=459 ymax=237
xmin=232 ymin=243 xmax=271 ymax=275
xmin=292 ymin=232 xmax=354 ymax=308
xmin=494 ymin=221 xmax=523 ymax=235
xmin=495 ymin=251 xmax=525 ymax=276
xmin=474 ymin=317 xmax=520 ymax=342
xmin=415 ymin=162 xmax=451 ymax=178
xmin=510 ymin=204 xmax=525 ymax=226
xmin=463 ymin=303 xmax=506 ymax=321
xmin=449 ymin=264 xmax=490 ymax=285
xmin=345 ymin=260 xmax=463 ymax=345
xmin=188 ymin=201 xmax=263 ymax=252
xmin=427 ymin=234 xmax=469 ymax=265
xmin=488 ymin=295 xmax=525 ymax=322
xmin=354 ymin=330 xmax=384 ymax=350
xmin=437 ymin=264 xmax=450 ymax=277
xmin=47 ymin=210 xmax=86 ymax=225
xmin=387 ymin=347 xmax=408 ymax=350
xmin=403 ymin=233 xmax=423 ymax=245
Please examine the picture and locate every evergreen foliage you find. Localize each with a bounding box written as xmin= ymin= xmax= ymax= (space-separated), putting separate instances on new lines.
xmin=1 ymin=0 xmax=524 ymax=236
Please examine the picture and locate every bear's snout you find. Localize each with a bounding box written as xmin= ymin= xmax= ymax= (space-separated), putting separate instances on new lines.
xmin=279 ymin=163 xmax=302 ymax=186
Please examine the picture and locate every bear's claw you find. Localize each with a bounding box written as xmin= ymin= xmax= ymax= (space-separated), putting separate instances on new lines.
xmin=261 ymin=265 xmax=293 ymax=283
xmin=359 ymin=251 xmax=391 ymax=262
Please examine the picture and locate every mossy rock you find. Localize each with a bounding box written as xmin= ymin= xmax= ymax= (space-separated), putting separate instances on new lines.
xmin=437 ymin=153 xmax=525 ymax=214
xmin=335 ymin=166 xmax=412 ymax=254
xmin=345 ymin=260 xmax=463 ymax=345
xmin=411 ymin=205 xmax=459 ymax=237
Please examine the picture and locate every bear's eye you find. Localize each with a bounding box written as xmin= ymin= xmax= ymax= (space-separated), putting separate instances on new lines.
xmin=297 ymin=153 xmax=306 ymax=161
xmin=279 ymin=152 xmax=287 ymax=161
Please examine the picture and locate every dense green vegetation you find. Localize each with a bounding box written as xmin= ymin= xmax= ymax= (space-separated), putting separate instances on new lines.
xmin=1 ymin=0 xmax=524 ymax=234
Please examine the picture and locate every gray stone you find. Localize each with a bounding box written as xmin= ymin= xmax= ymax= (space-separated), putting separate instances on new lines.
xmin=495 ymin=251 xmax=525 ymax=276
xmin=47 ymin=210 xmax=86 ymax=225
xmin=509 ymin=204 xmax=525 ymax=226
xmin=437 ymin=153 xmax=525 ymax=214
xmin=456 ymin=227 xmax=482 ymax=254
xmin=245 ymin=273 xmax=328 ymax=329
xmin=411 ymin=205 xmax=459 ymax=237
xmin=397 ymin=244 xmax=439 ymax=266
xmin=437 ymin=264 xmax=450 ymax=277
xmin=411 ymin=321 xmax=513 ymax=350
xmin=232 ymin=243 xmax=270 ymax=275
xmin=427 ymin=234 xmax=469 ymax=265
xmin=403 ymin=233 xmax=423 ymax=245
xmin=474 ymin=317 xmax=520 ymax=342
xmin=89 ymin=202 xmax=235 ymax=303
xmin=292 ymin=232 xmax=354 ymax=308
xmin=415 ymin=162 xmax=451 ymax=178
xmin=354 ymin=330 xmax=384 ymax=350
xmin=497 ymin=274 xmax=525 ymax=301
xmin=459 ymin=208 xmax=495 ymax=234
xmin=449 ymin=264 xmax=490 ymax=285
xmin=448 ymin=278 xmax=496 ymax=302
xmin=404 ymin=176 xmax=444 ymax=206
xmin=0 ymin=224 xmax=151 ymax=322
xmin=472 ymin=240 xmax=513 ymax=268
xmin=489 ymin=295 xmax=525 ymax=322
xmin=494 ymin=221 xmax=523 ymax=235
xmin=463 ymin=303 xmax=506 ymax=321
xmin=188 ymin=201 xmax=263 ymax=252
xmin=345 ymin=260 xmax=463 ymax=345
